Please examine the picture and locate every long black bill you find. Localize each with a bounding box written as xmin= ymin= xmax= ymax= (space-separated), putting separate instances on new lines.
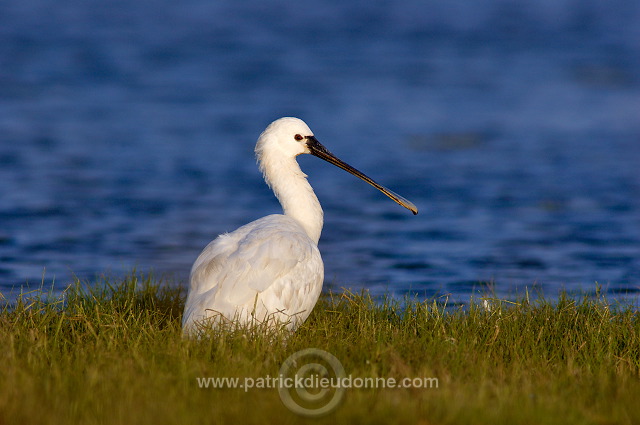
xmin=306 ymin=136 xmax=418 ymax=215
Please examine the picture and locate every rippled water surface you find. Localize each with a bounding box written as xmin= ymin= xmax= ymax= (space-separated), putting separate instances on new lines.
xmin=1 ymin=1 xmax=639 ymax=304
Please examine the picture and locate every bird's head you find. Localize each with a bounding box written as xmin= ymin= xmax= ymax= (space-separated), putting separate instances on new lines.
xmin=257 ymin=117 xmax=316 ymax=158
xmin=256 ymin=117 xmax=418 ymax=215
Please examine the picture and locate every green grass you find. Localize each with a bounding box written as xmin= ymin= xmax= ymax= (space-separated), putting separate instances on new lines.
xmin=1 ymin=274 xmax=639 ymax=425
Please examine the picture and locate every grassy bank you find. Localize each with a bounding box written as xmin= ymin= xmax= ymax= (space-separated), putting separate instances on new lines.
xmin=1 ymin=274 xmax=639 ymax=425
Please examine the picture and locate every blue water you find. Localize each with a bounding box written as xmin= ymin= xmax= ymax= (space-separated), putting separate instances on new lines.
xmin=1 ymin=0 xmax=639 ymax=304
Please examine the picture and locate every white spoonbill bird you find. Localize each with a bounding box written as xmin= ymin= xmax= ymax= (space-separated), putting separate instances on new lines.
xmin=182 ymin=117 xmax=417 ymax=335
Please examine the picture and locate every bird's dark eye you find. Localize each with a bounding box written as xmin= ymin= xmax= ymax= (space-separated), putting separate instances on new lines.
xmin=294 ymin=134 xmax=304 ymax=141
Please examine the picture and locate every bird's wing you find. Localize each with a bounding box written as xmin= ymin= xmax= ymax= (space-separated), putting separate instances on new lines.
xmin=187 ymin=215 xmax=317 ymax=315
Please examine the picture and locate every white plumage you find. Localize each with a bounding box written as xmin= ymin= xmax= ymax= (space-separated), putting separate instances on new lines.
xmin=182 ymin=117 xmax=417 ymax=335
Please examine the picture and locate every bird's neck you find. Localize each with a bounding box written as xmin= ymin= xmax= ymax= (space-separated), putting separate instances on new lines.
xmin=259 ymin=154 xmax=324 ymax=244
